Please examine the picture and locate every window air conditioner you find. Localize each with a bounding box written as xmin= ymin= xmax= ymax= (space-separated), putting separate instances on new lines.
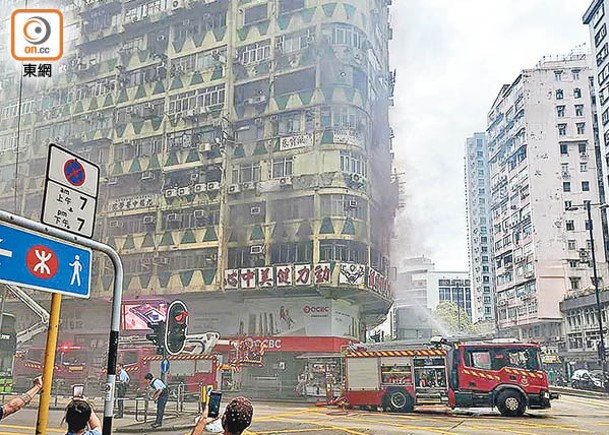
xmin=279 ymin=177 xmax=292 ymax=186
xmin=164 ymin=188 xmax=178 ymax=198
xmin=193 ymin=183 xmax=207 ymax=193
xmin=194 ymin=209 xmax=207 ymax=219
xmin=250 ymin=206 xmax=261 ymax=215
xmin=167 ymin=213 xmax=180 ymax=222
xmin=141 ymin=171 xmax=154 ymax=181
xmin=250 ymin=245 xmax=264 ymax=254
xmin=228 ymin=184 xmax=241 ymax=194
xmin=143 ymin=216 xmax=156 ymax=224
xmin=207 ymin=182 xmax=220 ymax=191
xmin=178 ymin=186 xmax=191 ymax=196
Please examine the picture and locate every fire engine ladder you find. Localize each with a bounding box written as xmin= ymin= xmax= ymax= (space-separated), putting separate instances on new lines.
xmin=2 ymin=284 xmax=50 ymax=345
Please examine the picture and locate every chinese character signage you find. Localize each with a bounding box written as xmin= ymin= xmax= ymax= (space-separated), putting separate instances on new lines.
xmin=279 ymin=133 xmax=314 ymax=151
xmin=222 ymin=262 xmax=390 ymax=297
xmin=110 ymin=194 xmax=156 ymax=212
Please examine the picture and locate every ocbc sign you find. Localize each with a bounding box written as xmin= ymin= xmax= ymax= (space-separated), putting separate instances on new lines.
xmin=251 ymin=338 xmax=282 ymax=350
xmin=303 ymin=305 xmax=330 ymax=314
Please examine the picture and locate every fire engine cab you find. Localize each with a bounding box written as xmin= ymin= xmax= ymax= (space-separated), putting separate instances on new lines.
xmin=343 ymin=340 xmax=558 ymax=416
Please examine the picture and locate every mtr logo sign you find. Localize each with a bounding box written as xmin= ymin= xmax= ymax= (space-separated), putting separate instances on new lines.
xmin=11 ymin=9 xmax=63 ymax=61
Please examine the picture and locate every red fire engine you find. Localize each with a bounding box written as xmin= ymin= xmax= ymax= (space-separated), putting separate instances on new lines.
xmin=13 ymin=344 xmax=90 ymax=392
xmin=343 ymin=341 xmax=558 ymax=416
xmin=101 ymin=346 xmax=220 ymax=395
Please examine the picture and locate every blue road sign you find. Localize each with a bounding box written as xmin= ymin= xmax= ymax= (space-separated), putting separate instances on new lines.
xmin=0 ymin=222 xmax=92 ymax=298
xmin=160 ymin=358 xmax=170 ymax=374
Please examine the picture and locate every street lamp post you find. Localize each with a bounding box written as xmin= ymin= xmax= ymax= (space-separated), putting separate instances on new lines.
xmin=569 ymin=202 xmax=609 ymax=393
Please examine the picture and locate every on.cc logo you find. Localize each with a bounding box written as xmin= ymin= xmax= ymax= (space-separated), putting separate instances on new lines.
xmin=23 ymin=16 xmax=51 ymax=45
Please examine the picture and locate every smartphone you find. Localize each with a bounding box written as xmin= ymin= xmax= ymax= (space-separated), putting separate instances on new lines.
xmin=208 ymin=391 xmax=222 ymax=418
xmin=72 ymin=384 xmax=84 ymax=398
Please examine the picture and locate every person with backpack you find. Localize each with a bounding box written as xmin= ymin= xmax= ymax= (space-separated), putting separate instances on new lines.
xmin=145 ymin=373 xmax=168 ymax=428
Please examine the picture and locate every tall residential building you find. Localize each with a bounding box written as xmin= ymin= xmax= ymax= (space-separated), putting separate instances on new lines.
xmin=0 ymin=0 xmax=398 ymax=388
xmin=487 ymin=53 xmax=609 ymax=348
xmin=465 ymin=132 xmax=495 ymax=323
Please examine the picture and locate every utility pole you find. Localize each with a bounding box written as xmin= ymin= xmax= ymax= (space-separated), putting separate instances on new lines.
xmin=585 ymin=201 xmax=609 ymax=393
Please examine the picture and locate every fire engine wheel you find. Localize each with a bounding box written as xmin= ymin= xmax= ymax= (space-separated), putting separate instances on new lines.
xmin=496 ymin=390 xmax=526 ymax=417
xmin=384 ymin=389 xmax=414 ymax=413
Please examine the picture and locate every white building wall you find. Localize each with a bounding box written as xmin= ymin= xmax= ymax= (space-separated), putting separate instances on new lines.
xmin=488 ymin=54 xmax=609 ymax=343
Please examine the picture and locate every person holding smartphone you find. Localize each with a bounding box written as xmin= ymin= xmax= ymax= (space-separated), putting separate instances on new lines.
xmin=64 ymin=398 xmax=102 ymax=435
xmin=0 ymin=376 xmax=42 ymax=421
xmin=190 ymin=396 xmax=253 ymax=435
xmin=144 ymin=373 xmax=168 ymax=428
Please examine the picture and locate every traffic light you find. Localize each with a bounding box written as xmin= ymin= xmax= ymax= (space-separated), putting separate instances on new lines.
xmin=165 ymin=300 xmax=188 ymax=355
xmin=146 ymin=320 xmax=166 ymax=355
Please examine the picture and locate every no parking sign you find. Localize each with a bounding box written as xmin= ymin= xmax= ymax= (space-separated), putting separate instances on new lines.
xmin=42 ymin=144 xmax=99 ymax=238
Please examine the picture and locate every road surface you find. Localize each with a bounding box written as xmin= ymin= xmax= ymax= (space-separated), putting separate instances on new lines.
xmin=0 ymin=394 xmax=606 ymax=434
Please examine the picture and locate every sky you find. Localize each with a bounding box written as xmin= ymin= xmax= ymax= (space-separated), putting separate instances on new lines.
xmin=389 ymin=0 xmax=592 ymax=271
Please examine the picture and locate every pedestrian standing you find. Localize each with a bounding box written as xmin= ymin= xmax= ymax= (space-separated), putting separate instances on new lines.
xmin=64 ymin=398 xmax=102 ymax=435
xmin=115 ymin=363 xmax=129 ymax=419
xmin=145 ymin=372 xmax=168 ymax=428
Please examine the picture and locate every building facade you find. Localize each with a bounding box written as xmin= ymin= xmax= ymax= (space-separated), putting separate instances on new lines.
xmin=390 ymin=256 xmax=434 ymax=341
xmin=487 ymin=54 xmax=609 ymax=347
xmin=465 ymin=132 xmax=495 ymax=323
xmin=426 ymin=271 xmax=472 ymax=321
xmin=560 ymin=288 xmax=609 ymax=370
xmin=0 ymin=0 xmax=398 ymax=377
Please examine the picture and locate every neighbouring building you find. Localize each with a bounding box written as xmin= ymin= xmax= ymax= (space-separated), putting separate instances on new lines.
xmin=487 ymin=53 xmax=609 ymax=349
xmin=559 ymin=288 xmax=609 ymax=371
xmin=0 ymin=0 xmax=398 ymax=393
xmin=390 ymin=256 xmax=435 ymax=341
xmin=426 ymin=271 xmax=472 ymax=321
xmin=465 ymin=132 xmax=495 ymax=323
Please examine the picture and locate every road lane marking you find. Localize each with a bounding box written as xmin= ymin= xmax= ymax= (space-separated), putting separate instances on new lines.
xmin=328 ymin=413 xmax=457 ymax=434
xmin=255 ymin=408 xmax=316 ymax=421
xmin=272 ymin=417 xmax=372 ymax=435
xmin=254 ymin=427 xmax=371 ymax=434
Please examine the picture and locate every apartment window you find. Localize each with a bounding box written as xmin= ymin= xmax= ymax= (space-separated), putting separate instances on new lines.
xmin=574 ymin=88 xmax=582 ymax=99
xmin=577 ymin=123 xmax=585 ymax=134
xmin=340 ymin=151 xmax=367 ymax=177
xmin=603 ymin=107 xmax=609 ymax=126
xmin=572 ymin=70 xmax=581 ymax=80
xmin=582 ymin=181 xmax=590 ymax=191
xmin=319 ymin=240 xmax=368 ymax=263
xmin=275 ymin=27 xmax=314 ymax=55
xmin=598 ymin=44 xmax=609 ymax=67
xmin=278 ymin=111 xmax=302 ymax=134
xmin=566 ymin=220 xmax=575 ymax=231
xmin=554 ymin=71 xmax=563 ymax=81
xmin=272 ymin=157 xmax=293 ymax=178
xmin=271 ymin=242 xmax=312 ymax=264
xmin=564 ymin=200 xmax=572 ymax=210
xmin=596 ymin=23 xmax=607 ymax=47
xmin=570 ymin=277 xmax=581 ymax=290
xmin=556 ymin=89 xmax=564 ymax=100
xmin=563 ymin=182 xmax=571 ymax=192
xmin=270 ymin=196 xmax=314 ymax=221
xmin=580 ymin=162 xmax=588 ymax=172
xmin=575 ymin=105 xmax=584 ymax=116
xmin=568 ymin=240 xmax=577 ymax=250
xmin=569 ymin=260 xmax=578 ymax=268
xmin=600 ymin=64 xmax=609 ymax=86
xmin=278 ymin=0 xmax=305 ymax=14
xmin=243 ymin=4 xmax=268 ymax=26
xmin=197 ymin=85 xmax=225 ymax=108
xmin=331 ymin=24 xmax=365 ymax=49
xmin=239 ymin=40 xmax=271 ymax=65
xmin=561 ymin=162 xmax=569 ymax=174
xmin=557 ymin=105 xmax=565 ymax=117
xmin=560 ymin=143 xmax=568 ymax=154
xmin=232 ymin=162 xmax=261 ymax=183
xmin=558 ymin=124 xmax=567 ymax=136
xmin=586 ymin=220 xmax=592 ymax=231
xmin=579 ymin=143 xmax=587 ymax=153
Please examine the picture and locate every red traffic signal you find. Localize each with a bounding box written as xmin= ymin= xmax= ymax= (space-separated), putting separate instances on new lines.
xmin=165 ymin=300 xmax=188 ymax=356
xmin=174 ymin=310 xmax=188 ymax=324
